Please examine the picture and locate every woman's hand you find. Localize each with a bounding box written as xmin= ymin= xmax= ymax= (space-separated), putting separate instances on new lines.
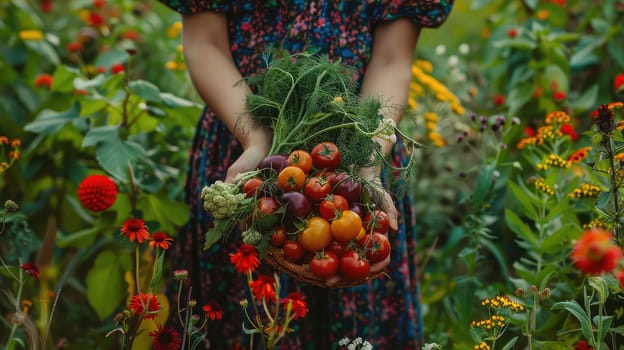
xmin=225 ymin=127 xmax=271 ymax=183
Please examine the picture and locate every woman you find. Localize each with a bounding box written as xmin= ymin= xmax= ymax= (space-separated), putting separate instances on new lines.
xmin=157 ymin=1 xmax=454 ymax=348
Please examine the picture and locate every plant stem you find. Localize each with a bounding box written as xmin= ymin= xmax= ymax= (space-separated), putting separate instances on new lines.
xmin=604 ymin=137 xmax=621 ymax=240
xmin=4 ymin=264 xmax=24 ymax=350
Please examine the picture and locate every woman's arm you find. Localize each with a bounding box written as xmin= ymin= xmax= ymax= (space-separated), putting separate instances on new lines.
xmin=182 ymin=12 xmax=271 ymax=182
xmin=360 ymin=18 xmax=421 ymax=156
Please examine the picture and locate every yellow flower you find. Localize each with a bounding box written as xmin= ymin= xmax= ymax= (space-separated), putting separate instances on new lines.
xmin=451 ymin=103 xmax=465 ymax=116
xmin=167 ymin=21 xmax=183 ymax=38
xmin=19 ymin=30 xmax=44 ymax=41
xmin=407 ymin=98 xmax=417 ymax=110
xmin=424 ymin=112 xmax=439 ymax=122
xmin=165 ymin=61 xmax=178 ymax=71
xmin=177 ymin=44 xmax=184 ymax=53
xmin=536 ymin=9 xmax=550 ymax=20
xmin=415 ymin=59 xmax=433 ymax=73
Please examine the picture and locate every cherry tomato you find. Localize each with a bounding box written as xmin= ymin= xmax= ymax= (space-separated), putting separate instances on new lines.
xmin=311 ymin=142 xmax=341 ymax=170
xmin=277 ymin=166 xmax=306 ymax=192
xmin=255 ymin=196 xmax=281 ymax=230
xmin=270 ymin=227 xmax=288 ymax=247
xmin=242 ymin=178 xmax=263 ymax=198
xmin=309 ymin=251 xmax=339 ymax=279
xmin=282 ymin=240 xmax=306 ymax=262
xmin=359 ymin=232 xmax=391 ymax=264
xmin=331 ymin=209 xmax=363 ymax=243
xmin=297 ymin=217 xmax=332 ymax=252
xmin=257 ymin=196 xmax=279 ymax=215
xmin=318 ymin=194 xmax=349 ymax=221
xmin=287 ymin=150 xmax=313 ymax=174
xmin=363 ymin=210 xmax=391 ymax=234
xmin=339 ymin=250 xmax=370 ymax=281
xmin=326 ymin=240 xmax=347 ymax=257
xmin=304 ymin=176 xmax=332 ymax=202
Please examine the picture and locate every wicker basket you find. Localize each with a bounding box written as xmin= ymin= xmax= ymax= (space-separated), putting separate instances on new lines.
xmin=264 ymin=246 xmax=384 ymax=288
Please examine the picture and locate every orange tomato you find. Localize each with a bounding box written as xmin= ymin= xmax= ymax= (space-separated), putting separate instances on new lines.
xmin=277 ymin=166 xmax=306 ymax=192
xmin=286 ymin=150 xmax=313 ymax=174
xmin=297 ymin=216 xmax=332 ymax=252
xmin=331 ymin=209 xmax=362 ymax=243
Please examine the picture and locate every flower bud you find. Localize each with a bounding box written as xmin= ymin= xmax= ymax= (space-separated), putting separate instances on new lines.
xmin=4 ymin=200 xmax=18 ymax=211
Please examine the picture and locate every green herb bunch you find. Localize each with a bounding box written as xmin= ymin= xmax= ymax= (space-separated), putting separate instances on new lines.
xmin=243 ymin=51 xmax=391 ymax=170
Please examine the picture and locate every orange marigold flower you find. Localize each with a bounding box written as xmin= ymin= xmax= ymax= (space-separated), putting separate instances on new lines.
xmin=568 ymin=147 xmax=591 ymax=163
xmin=229 ymin=244 xmax=260 ymax=274
xmin=149 ymin=231 xmax=173 ymax=250
xmin=120 ymin=218 xmax=150 ymax=243
xmin=77 ymin=174 xmax=118 ymax=212
xmin=249 ymin=274 xmax=276 ymax=302
xmin=517 ymin=137 xmax=537 ymax=150
xmin=129 ymin=293 xmax=160 ymax=319
xmin=35 ymin=74 xmax=53 ymax=88
xmin=20 ymin=262 xmax=40 ymax=279
xmin=202 ymin=300 xmax=223 ymax=321
xmin=111 ymin=63 xmax=125 ymax=74
xmin=545 ymin=110 xmax=570 ymax=124
xmin=281 ymin=292 xmax=308 ymax=319
xmin=8 ymin=151 xmax=20 ymax=160
xmin=10 ymin=139 xmax=21 ymax=147
xmin=149 ymin=325 xmax=181 ymax=350
xmin=571 ymin=229 xmax=623 ymax=275
xmin=0 ymin=136 xmax=8 ymax=144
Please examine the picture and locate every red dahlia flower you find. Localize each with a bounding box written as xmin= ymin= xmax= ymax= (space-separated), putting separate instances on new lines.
xmin=229 ymin=244 xmax=260 ymax=274
xmin=129 ymin=293 xmax=160 ymax=319
xmin=571 ymin=229 xmax=623 ymax=275
xmin=77 ymin=174 xmax=118 ymax=212
xmin=250 ymin=274 xmax=276 ymax=301
xmin=120 ymin=218 xmax=150 ymax=243
xmin=149 ymin=325 xmax=181 ymax=350
xmin=574 ymin=340 xmax=594 ymax=350
xmin=149 ymin=232 xmax=173 ymax=250
xmin=553 ymin=91 xmax=567 ymax=102
xmin=20 ymin=262 xmax=40 ymax=279
xmin=202 ymin=300 xmax=224 ymax=320
xmin=616 ymin=270 xmax=624 ymax=289
xmin=111 ymin=63 xmax=125 ymax=74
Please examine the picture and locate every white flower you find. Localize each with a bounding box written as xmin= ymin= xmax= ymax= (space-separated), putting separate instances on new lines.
xmin=458 ymin=43 xmax=470 ymax=55
xmin=434 ymin=44 xmax=446 ymax=55
xmin=452 ymin=69 xmax=466 ymax=82
xmin=448 ymin=55 xmax=459 ymax=66
xmin=338 ymin=337 xmax=350 ymax=346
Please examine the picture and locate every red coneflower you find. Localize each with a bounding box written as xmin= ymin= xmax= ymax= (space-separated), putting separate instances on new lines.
xmin=35 ymin=74 xmax=53 ymax=89
xmin=77 ymin=174 xmax=118 ymax=212
xmin=249 ymin=274 xmax=276 ymax=302
xmin=120 ymin=218 xmax=150 ymax=243
xmin=66 ymin=41 xmax=83 ymax=52
xmin=281 ymin=292 xmax=308 ymax=319
xmin=553 ymin=91 xmax=567 ymax=102
xmin=129 ymin=293 xmax=160 ymax=319
xmin=571 ymin=229 xmax=623 ymax=275
xmin=567 ymin=147 xmax=591 ymax=163
xmin=614 ymin=73 xmax=624 ymax=93
xmin=88 ymin=12 xmax=104 ymax=27
xmin=149 ymin=325 xmax=181 ymax=350
xmin=111 ymin=63 xmax=125 ymax=74
xmin=149 ymin=232 xmax=173 ymax=250
xmin=559 ymin=123 xmax=579 ymax=141
xmin=20 ymin=262 xmax=40 ymax=279
xmin=229 ymin=244 xmax=260 ymax=274
xmin=202 ymin=300 xmax=224 ymax=320
xmin=574 ymin=340 xmax=594 ymax=350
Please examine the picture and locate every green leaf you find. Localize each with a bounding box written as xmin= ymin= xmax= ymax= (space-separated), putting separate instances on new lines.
xmin=472 ymin=165 xmax=494 ymax=213
xmin=96 ymin=138 xmax=145 ymax=182
xmin=592 ymin=315 xmax=612 ymax=341
xmin=505 ymin=209 xmax=540 ymax=247
xmin=148 ymin=251 xmax=166 ymax=290
xmin=82 ymin=125 xmax=117 ymax=147
xmin=588 ymin=276 xmax=610 ymax=304
xmin=86 ymin=250 xmax=127 ymax=320
xmin=507 ymin=82 xmax=534 ymax=116
xmin=541 ymin=224 xmax=577 ymax=253
xmin=138 ymin=194 xmax=189 ymax=234
xmin=571 ymin=84 xmax=599 ymax=113
xmin=608 ymin=36 xmax=624 ymax=70
xmin=160 ymin=92 xmax=199 ymax=108
xmin=501 ymin=337 xmax=518 ymax=350
xmin=56 ymin=227 xmax=99 ymax=248
xmin=552 ymin=300 xmax=593 ymax=340
xmin=129 ymin=80 xmax=162 ymax=103
xmin=507 ymin=181 xmax=538 ymax=220
xmin=74 ymin=74 xmax=107 ymax=90
xmin=24 ymin=40 xmax=60 ymax=65
xmin=52 ymin=65 xmax=79 ymax=93
xmin=24 ymin=102 xmax=80 ymax=134
xmin=204 ymin=220 xmax=230 ymax=250
xmin=94 ymin=49 xmax=128 ymax=69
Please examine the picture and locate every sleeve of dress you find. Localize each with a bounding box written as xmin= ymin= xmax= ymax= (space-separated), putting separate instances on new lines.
xmin=156 ymin=0 xmax=232 ymax=15
xmin=371 ymin=0 xmax=455 ymax=28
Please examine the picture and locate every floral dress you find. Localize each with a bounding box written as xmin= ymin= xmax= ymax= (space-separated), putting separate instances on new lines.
xmin=157 ymin=1 xmax=454 ymax=349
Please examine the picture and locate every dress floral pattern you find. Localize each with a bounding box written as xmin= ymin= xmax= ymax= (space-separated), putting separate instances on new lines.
xmin=158 ymin=1 xmax=453 ymax=349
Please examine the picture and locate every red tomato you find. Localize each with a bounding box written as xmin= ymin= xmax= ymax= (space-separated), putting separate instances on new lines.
xmin=277 ymin=166 xmax=306 ymax=192
xmin=359 ymin=232 xmax=391 ymax=264
xmin=311 ymin=142 xmax=341 ymax=170
xmin=282 ymin=240 xmax=306 ymax=262
xmin=339 ymin=250 xmax=370 ymax=281
xmin=255 ymin=196 xmax=281 ymax=230
xmin=257 ymin=196 xmax=279 ymax=215
xmin=318 ymin=194 xmax=349 ymax=221
xmin=242 ymin=178 xmax=263 ymax=198
xmin=297 ymin=217 xmax=332 ymax=252
xmin=363 ymin=210 xmax=391 ymax=234
xmin=287 ymin=150 xmax=313 ymax=174
xmin=331 ymin=173 xmax=362 ymax=202
xmin=331 ymin=209 xmax=363 ymax=243
xmin=326 ymin=240 xmax=347 ymax=257
xmin=309 ymin=251 xmax=339 ymax=279
xmin=270 ymin=227 xmax=288 ymax=247
xmin=304 ymin=176 xmax=332 ymax=202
